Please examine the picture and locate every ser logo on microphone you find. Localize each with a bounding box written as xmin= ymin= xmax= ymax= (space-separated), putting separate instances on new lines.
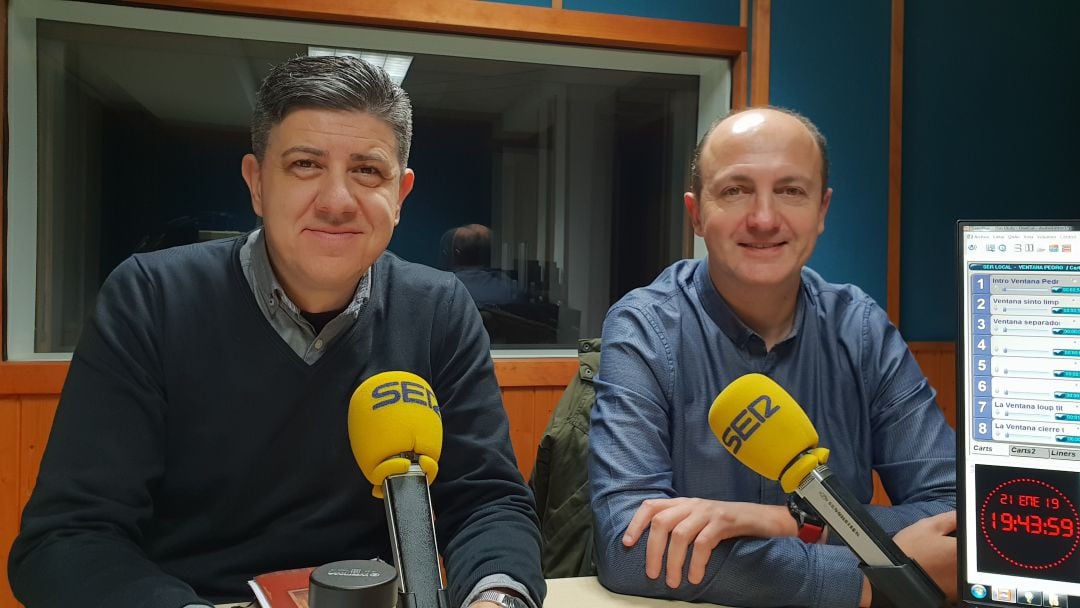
xmin=370 ymin=380 xmax=440 ymax=413
xmin=721 ymin=394 xmax=779 ymax=454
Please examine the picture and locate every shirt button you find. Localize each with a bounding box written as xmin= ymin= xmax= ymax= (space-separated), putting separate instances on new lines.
xmin=314 ymin=339 xmax=324 ymax=350
xmin=267 ymin=296 xmax=276 ymax=307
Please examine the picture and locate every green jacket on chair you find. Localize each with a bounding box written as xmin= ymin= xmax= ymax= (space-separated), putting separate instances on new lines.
xmin=529 ymin=338 xmax=601 ymax=578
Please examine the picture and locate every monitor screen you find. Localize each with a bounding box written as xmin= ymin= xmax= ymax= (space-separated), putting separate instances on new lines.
xmin=958 ymin=220 xmax=1080 ymax=607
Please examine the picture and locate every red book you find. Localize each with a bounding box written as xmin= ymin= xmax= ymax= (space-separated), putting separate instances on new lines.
xmin=248 ymin=567 xmax=314 ymax=608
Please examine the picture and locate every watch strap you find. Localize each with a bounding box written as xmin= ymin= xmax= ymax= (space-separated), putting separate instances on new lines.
xmin=797 ymin=520 xmax=825 ymax=543
xmin=475 ymin=590 xmax=528 ymax=608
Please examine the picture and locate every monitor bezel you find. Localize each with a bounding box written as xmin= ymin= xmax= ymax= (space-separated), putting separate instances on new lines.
xmin=955 ymin=219 xmax=1080 ymax=607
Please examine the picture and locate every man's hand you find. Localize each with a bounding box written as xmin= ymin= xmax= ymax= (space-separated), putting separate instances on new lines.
xmin=892 ymin=510 xmax=958 ymax=602
xmin=622 ymin=497 xmax=796 ymax=588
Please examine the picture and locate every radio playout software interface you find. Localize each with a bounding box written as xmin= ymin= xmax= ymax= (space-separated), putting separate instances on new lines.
xmin=960 ymin=221 xmax=1080 ymax=607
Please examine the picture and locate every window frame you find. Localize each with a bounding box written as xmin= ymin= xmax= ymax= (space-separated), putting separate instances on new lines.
xmin=6 ymin=0 xmax=732 ymax=361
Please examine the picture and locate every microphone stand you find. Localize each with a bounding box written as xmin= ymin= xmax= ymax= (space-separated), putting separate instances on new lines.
xmin=383 ymin=460 xmax=451 ymax=608
xmin=797 ymin=465 xmax=949 ymax=608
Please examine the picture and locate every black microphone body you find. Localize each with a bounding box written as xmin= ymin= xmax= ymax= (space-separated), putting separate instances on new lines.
xmin=383 ymin=462 xmax=451 ymax=608
xmin=709 ymin=374 xmax=952 ymax=608
xmin=797 ymin=463 xmax=948 ymax=608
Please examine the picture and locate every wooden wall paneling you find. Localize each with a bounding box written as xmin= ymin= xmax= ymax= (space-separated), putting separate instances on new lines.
xmin=501 ymin=384 xmax=569 ymax=481
xmin=500 ymin=387 xmax=538 ymax=479
xmin=0 ymin=363 xmax=67 ymax=396
xmin=494 ymin=359 xmax=577 ymax=389
xmin=730 ymin=0 xmax=749 ymax=110
xmin=749 ymin=0 xmax=771 ymax=106
xmin=525 ymin=386 xmax=565 ymax=479
xmin=128 ymin=0 xmax=747 ymax=57
xmin=531 ymin=387 xmax=562 ymax=438
xmin=886 ymin=0 xmax=904 ymax=325
xmin=18 ymin=397 xmax=59 ymax=504
xmin=732 ymin=52 xmax=748 ymax=111
xmin=0 ymin=399 xmax=20 ymax=608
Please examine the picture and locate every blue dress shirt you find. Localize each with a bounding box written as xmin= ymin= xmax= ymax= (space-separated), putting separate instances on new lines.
xmin=589 ymin=259 xmax=956 ymax=608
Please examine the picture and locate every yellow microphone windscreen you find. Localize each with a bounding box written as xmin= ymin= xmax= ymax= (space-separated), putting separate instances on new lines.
xmin=707 ymin=373 xmax=819 ymax=482
xmin=348 ymin=371 xmax=443 ymax=497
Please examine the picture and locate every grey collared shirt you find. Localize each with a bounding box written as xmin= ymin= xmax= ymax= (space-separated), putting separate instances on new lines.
xmin=239 ymin=229 xmax=370 ymax=364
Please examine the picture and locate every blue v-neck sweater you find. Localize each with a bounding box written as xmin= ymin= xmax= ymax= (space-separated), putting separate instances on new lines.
xmin=10 ymin=237 xmax=544 ymax=607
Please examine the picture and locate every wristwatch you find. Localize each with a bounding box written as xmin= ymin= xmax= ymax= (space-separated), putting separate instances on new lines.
xmin=787 ymin=494 xmax=827 ymax=544
xmin=475 ymin=590 xmax=530 ymax=608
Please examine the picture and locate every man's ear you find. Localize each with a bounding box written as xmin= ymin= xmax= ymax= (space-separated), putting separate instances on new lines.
xmin=241 ymin=154 xmax=264 ymax=218
xmin=684 ymin=192 xmax=705 ymax=237
xmin=817 ymin=187 xmax=833 ymax=235
xmin=393 ymin=168 xmax=416 ymax=226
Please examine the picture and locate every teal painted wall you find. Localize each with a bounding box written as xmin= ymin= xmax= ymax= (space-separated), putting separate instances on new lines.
xmin=564 ymin=0 xmax=739 ymax=25
xmin=900 ymin=0 xmax=1080 ymax=340
xmin=754 ymin=0 xmax=1080 ymax=342
xmin=769 ymin=0 xmax=892 ymax=308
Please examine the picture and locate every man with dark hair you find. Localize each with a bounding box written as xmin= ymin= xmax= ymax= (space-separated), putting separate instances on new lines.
xmin=589 ymin=107 xmax=957 ymax=607
xmin=448 ymin=224 xmax=494 ymax=269
xmin=9 ymin=55 xmax=543 ymax=608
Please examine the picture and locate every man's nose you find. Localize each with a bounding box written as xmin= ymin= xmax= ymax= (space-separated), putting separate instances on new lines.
xmin=746 ymin=192 xmax=779 ymax=229
xmin=315 ymin=170 xmax=358 ymax=219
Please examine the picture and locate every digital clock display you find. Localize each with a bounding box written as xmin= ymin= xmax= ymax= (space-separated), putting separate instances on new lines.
xmin=988 ymin=511 xmax=1074 ymax=538
xmin=976 ymin=465 xmax=1080 ymax=576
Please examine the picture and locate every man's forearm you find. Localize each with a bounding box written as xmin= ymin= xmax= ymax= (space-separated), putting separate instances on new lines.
xmin=11 ymin=534 xmax=205 ymax=608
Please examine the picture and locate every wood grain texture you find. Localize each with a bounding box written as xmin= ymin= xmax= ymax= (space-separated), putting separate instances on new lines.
xmin=0 ymin=399 xmax=20 ymax=608
xmin=531 ymin=387 xmax=563 ymax=440
xmin=1 ymin=396 xmax=60 ymax=608
xmin=887 ymin=0 xmax=905 ymax=325
xmin=730 ymin=0 xmax=749 ymax=110
xmin=501 ymin=387 xmax=538 ymax=480
xmin=0 ymin=363 xmax=67 ymax=396
xmin=127 ymin=0 xmax=747 ymax=57
xmin=750 ymin=0 xmax=771 ymax=105
xmin=494 ymin=358 xmax=577 ymax=388
xmin=732 ymin=51 xmax=749 ymax=110
xmin=18 ymin=398 xmax=58 ymax=505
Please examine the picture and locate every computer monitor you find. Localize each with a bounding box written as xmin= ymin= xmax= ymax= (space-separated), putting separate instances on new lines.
xmin=958 ymin=220 xmax=1080 ymax=607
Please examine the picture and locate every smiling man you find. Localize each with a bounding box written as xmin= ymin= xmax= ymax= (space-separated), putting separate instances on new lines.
xmin=588 ymin=107 xmax=957 ymax=607
xmin=9 ymin=56 xmax=543 ymax=608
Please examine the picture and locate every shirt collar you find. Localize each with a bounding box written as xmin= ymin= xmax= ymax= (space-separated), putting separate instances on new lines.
xmin=692 ymin=259 xmax=805 ymax=351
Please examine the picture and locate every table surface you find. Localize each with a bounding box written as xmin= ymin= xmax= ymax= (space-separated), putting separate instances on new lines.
xmin=543 ymin=576 xmax=727 ymax=607
xmin=216 ymin=575 xmax=732 ymax=607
